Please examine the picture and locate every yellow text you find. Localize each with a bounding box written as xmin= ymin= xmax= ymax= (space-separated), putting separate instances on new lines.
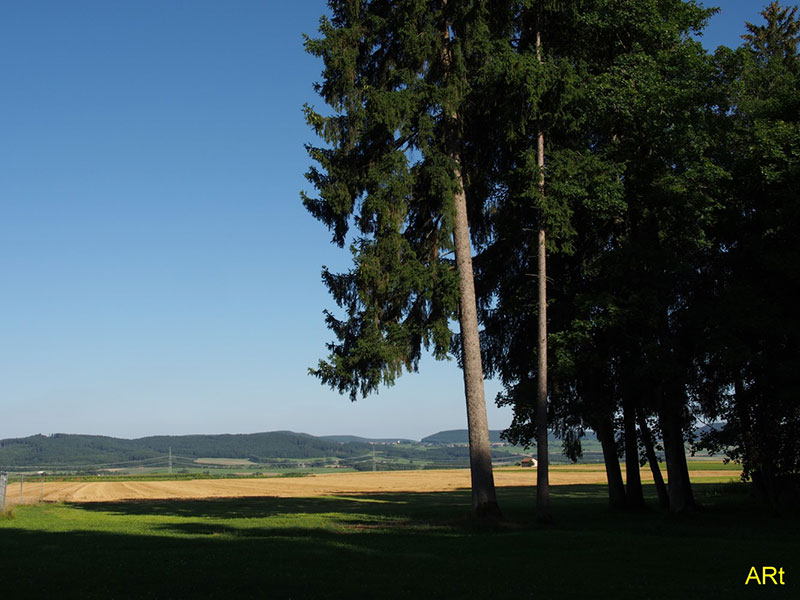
xmin=745 ymin=566 xmax=785 ymax=585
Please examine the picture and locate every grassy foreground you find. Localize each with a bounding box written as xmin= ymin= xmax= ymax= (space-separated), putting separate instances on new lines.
xmin=0 ymin=482 xmax=796 ymax=599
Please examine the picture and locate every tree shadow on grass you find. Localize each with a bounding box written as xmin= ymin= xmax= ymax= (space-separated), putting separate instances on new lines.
xmin=64 ymin=487 xmax=482 ymax=520
xmin=58 ymin=481 xmax=778 ymax=521
xmin=1 ymin=484 xmax=796 ymax=599
xmin=50 ymin=482 xmax=800 ymax=545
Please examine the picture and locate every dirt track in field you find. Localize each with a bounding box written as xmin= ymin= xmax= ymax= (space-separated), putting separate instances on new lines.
xmin=9 ymin=467 xmax=740 ymax=504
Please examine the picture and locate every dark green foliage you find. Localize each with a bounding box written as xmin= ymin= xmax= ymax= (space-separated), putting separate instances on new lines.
xmin=742 ymin=1 xmax=800 ymax=66
xmin=303 ymin=0 xmax=465 ymax=400
xmin=300 ymin=0 xmax=800 ymax=511
xmin=302 ymin=0 xmax=513 ymax=515
xmin=302 ymin=1 xmax=518 ymax=401
xmin=476 ymin=0 xmax=716 ymax=457
xmin=693 ymin=3 xmax=800 ymax=505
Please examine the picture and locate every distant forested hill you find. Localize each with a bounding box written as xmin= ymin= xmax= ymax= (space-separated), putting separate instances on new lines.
xmin=0 ymin=431 xmax=375 ymax=468
xmin=0 ymin=428 xmax=603 ymax=469
xmin=421 ymin=429 xmax=598 ymax=444
xmin=319 ymin=435 xmax=416 ymax=444
xmin=0 ymin=434 xmax=161 ymax=467
xmin=421 ymin=430 xmax=506 ymax=444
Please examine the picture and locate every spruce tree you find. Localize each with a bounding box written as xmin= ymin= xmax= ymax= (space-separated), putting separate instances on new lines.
xmin=694 ymin=2 xmax=800 ymax=509
xmin=302 ymin=0 xmax=509 ymax=518
xmin=472 ymin=0 xmax=589 ymax=522
xmin=567 ymin=0 xmax=717 ymax=514
xmin=478 ymin=0 xmax=717 ymax=514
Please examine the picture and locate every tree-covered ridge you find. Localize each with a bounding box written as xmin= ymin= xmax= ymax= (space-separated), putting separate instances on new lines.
xmin=421 ymin=430 xmax=506 ymax=444
xmin=0 ymin=430 xmax=532 ymax=469
xmin=319 ymin=435 xmax=416 ymax=444
xmin=420 ymin=429 xmax=595 ymax=444
xmin=0 ymin=432 xmax=370 ymax=467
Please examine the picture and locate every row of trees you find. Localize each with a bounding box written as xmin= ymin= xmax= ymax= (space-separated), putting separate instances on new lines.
xmin=302 ymin=0 xmax=799 ymax=518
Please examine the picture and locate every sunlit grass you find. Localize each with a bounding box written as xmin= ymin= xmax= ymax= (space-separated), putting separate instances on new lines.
xmin=1 ymin=482 xmax=794 ymax=599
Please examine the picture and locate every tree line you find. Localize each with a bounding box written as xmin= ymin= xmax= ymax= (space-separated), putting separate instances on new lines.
xmin=0 ymin=431 xmax=531 ymax=468
xmin=0 ymin=432 xmax=387 ymax=466
xmin=302 ymin=0 xmax=800 ymax=518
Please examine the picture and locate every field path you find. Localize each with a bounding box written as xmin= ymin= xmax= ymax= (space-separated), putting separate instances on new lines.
xmin=7 ymin=467 xmax=741 ymax=504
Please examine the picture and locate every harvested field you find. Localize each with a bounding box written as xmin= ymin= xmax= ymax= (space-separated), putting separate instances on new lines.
xmin=194 ymin=458 xmax=255 ymax=465
xmin=8 ymin=466 xmax=740 ymax=504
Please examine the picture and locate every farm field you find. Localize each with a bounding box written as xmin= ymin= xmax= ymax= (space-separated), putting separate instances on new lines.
xmin=1 ymin=469 xmax=795 ymax=600
xmin=3 ymin=463 xmax=740 ymax=504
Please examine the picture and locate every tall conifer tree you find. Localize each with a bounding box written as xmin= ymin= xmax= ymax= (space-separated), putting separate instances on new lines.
xmin=302 ymin=0 xmax=509 ymax=518
xmin=694 ymin=2 xmax=800 ymax=509
xmin=478 ymin=0 xmax=716 ymax=514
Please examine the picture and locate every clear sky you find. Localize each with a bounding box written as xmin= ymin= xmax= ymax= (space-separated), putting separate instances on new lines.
xmin=0 ymin=1 xmax=772 ymax=440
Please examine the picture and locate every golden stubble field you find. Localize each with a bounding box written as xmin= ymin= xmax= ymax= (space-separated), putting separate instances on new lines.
xmin=8 ymin=465 xmax=740 ymax=504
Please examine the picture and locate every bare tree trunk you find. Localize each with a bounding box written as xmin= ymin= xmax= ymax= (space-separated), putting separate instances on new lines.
xmin=536 ymin=217 xmax=551 ymax=522
xmin=534 ymin=28 xmax=551 ymax=524
xmin=453 ymin=163 xmax=502 ymax=519
xmin=440 ymin=1 xmax=501 ymax=520
xmin=637 ymin=406 xmax=669 ymax=510
xmin=659 ymin=393 xmax=696 ymax=514
xmin=623 ymin=395 xmax=645 ymax=508
xmin=595 ymin=415 xmax=626 ymax=509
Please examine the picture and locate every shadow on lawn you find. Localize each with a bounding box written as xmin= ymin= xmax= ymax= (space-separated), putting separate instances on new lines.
xmin=1 ymin=483 xmax=796 ymax=600
xmin=65 ymin=489 xmax=477 ymax=521
xmin=61 ymin=481 xmax=759 ymax=523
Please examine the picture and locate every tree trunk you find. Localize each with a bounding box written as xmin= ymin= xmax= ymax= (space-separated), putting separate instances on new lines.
xmin=636 ymin=406 xmax=669 ymax=510
xmin=595 ymin=415 xmax=626 ymax=509
xmin=536 ymin=223 xmax=550 ymax=522
xmin=659 ymin=394 xmax=695 ymax=514
xmin=623 ymin=394 xmax=645 ymax=508
xmin=534 ymin=26 xmax=551 ymax=525
xmin=452 ymin=163 xmax=502 ymax=520
xmin=441 ymin=1 xmax=501 ymax=520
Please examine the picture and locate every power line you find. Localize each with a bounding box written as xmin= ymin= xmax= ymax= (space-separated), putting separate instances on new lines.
xmin=0 ymin=455 xmax=171 ymax=471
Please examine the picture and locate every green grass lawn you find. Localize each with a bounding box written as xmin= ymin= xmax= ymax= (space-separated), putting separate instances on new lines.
xmin=1 ymin=482 xmax=796 ymax=599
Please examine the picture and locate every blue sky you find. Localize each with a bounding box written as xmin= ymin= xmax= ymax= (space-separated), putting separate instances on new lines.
xmin=0 ymin=1 xmax=771 ymax=440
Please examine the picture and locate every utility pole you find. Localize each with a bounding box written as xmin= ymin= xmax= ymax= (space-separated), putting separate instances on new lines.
xmin=0 ymin=472 xmax=7 ymax=513
xmin=372 ymin=444 xmax=376 ymax=472
xmin=19 ymin=474 xmax=24 ymax=505
xmin=168 ymin=447 xmax=173 ymax=475
xmin=39 ymin=472 xmax=45 ymax=503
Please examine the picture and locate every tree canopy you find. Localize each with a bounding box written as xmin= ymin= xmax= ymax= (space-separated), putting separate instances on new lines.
xmin=304 ymin=0 xmax=800 ymax=516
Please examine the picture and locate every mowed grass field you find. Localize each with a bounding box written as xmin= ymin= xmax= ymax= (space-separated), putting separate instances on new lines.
xmin=1 ymin=465 xmax=796 ymax=599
